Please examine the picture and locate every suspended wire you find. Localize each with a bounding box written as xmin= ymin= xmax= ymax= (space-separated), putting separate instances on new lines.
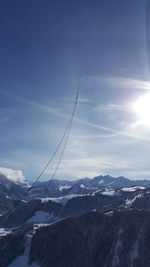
xmin=7 ymin=86 xmax=80 ymax=222
xmin=27 ymin=113 xmax=75 ymax=191
xmin=1 ymin=84 xmax=81 ymax=223
xmin=40 ymin=87 xmax=79 ymax=198
xmin=14 ymin=85 xmax=80 ymax=202
xmin=0 ymin=26 xmax=89 ymax=225
xmin=29 ymin=84 xmax=80 ymax=192
xmin=26 ymin=84 xmax=80 ymax=214
xmin=30 ymin=79 xmax=89 ymax=214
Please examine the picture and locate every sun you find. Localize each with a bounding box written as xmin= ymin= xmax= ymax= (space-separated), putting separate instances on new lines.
xmin=133 ymin=94 xmax=150 ymax=125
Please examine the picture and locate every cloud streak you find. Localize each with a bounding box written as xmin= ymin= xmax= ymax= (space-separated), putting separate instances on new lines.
xmin=1 ymin=88 xmax=150 ymax=142
xmin=88 ymin=76 xmax=150 ymax=90
xmin=0 ymin=89 xmax=69 ymax=120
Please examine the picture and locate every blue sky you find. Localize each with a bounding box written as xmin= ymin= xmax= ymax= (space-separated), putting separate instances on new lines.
xmin=0 ymin=0 xmax=150 ymax=181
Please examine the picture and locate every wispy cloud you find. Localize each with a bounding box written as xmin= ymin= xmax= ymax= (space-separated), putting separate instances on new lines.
xmin=1 ymin=131 xmax=150 ymax=181
xmin=104 ymin=77 xmax=150 ymax=90
xmin=72 ymin=133 xmax=118 ymax=139
xmin=1 ymin=81 xmax=150 ymax=180
xmin=0 ymin=89 xmax=69 ymax=120
xmin=124 ymin=170 xmax=150 ymax=179
xmin=94 ymin=103 xmax=130 ymax=112
xmin=75 ymin=118 xmax=150 ymax=141
xmin=1 ymin=88 xmax=150 ymax=147
xmin=43 ymin=155 xmax=137 ymax=179
xmin=78 ymin=97 xmax=90 ymax=103
xmin=88 ymin=76 xmax=150 ymax=90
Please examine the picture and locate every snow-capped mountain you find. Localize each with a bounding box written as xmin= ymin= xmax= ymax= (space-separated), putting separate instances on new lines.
xmin=1 ymin=172 xmax=150 ymax=219
xmin=2 ymin=184 xmax=150 ymax=228
xmin=28 ymin=174 xmax=150 ymax=199
xmin=0 ymin=173 xmax=28 ymax=199
xmin=0 ymin=174 xmax=30 ymax=215
xmin=1 ymin=173 xmax=150 ymax=266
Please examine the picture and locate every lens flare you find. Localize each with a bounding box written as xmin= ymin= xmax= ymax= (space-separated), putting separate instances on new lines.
xmin=133 ymin=94 xmax=150 ymax=124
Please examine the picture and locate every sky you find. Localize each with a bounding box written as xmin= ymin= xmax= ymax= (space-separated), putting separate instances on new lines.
xmin=0 ymin=0 xmax=150 ymax=182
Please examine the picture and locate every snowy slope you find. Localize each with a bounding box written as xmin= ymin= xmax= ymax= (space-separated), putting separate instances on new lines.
xmin=8 ymin=235 xmax=39 ymax=267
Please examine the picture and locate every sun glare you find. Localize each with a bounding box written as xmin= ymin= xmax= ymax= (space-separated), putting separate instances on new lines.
xmin=133 ymin=94 xmax=150 ymax=125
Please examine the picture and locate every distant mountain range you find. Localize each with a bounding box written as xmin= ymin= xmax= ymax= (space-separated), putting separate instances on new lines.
xmin=1 ymin=172 xmax=150 ymax=266
xmin=1 ymin=172 xmax=150 ymax=215
xmin=1 ymin=172 xmax=150 ymax=227
xmin=28 ymin=174 xmax=150 ymax=199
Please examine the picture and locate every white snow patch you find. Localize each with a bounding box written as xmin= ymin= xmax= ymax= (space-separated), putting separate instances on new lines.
xmin=0 ymin=228 xmax=11 ymax=236
xmin=27 ymin=211 xmax=54 ymax=223
xmin=125 ymin=194 xmax=143 ymax=208
xmin=98 ymin=180 xmax=104 ymax=184
xmin=80 ymin=184 xmax=87 ymax=188
xmin=8 ymin=235 xmax=39 ymax=267
xmin=105 ymin=211 xmax=113 ymax=216
xmin=40 ymin=197 xmax=53 ymax=203
xmin=0 ymin=227 xmax=19 ymax=236
xmin=33 ymin=223 xmax=50 ymax=231
xmin=108 ymin=181 xmax=115 ymax=185
xmin=122 ymin=186 xmax=145 ymax=192
xmin=130 ymin=223 xmax=144 ymax=266
xmin=92 ymin=189 xmax=121 ymax=196
xmin=41 ymin=193 xmax=89 ymax=205
xmin=102 ymin=190 xmax=115 ymax=196
xmin=6 ymin=195 xmax=11 ymax=199
xmin=91 ymin=189 xmax=102 ymax=195
xmin=59 ymin=185 xmax=71 ymax=191
xmin=112 ymin=229 xmax=124 ymax=266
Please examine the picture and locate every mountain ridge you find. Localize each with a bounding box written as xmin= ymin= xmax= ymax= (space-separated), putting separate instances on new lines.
xmin=28 ymin=174 xmax=150 ymax=199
